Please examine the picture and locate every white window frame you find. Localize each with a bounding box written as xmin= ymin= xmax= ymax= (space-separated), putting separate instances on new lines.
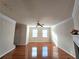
xmin=42 ymin=30 xmax=48 ymax=37
xmin=32 ymin=29 xmax=38 ymax=37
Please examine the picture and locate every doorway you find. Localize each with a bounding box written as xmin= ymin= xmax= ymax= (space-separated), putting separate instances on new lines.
xmin=28 ymin=42 xmax=52 ymax=59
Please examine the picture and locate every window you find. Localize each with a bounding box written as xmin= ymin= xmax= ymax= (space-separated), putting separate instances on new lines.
xmin=42 ymin=30 xmax=48 ymax=37
xmin=42 ymin=46 xmax=48 ymax=57
xmin=32 ymin=47 xmax=37 ymax=57
xmin=32 ymin=29 xmax=38 ymax=37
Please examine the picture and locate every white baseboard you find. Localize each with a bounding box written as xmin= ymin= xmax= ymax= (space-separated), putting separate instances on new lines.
xmin=0 ymin=46 xmax=15 ymax=58
xmin=59 ymin=47 xmax=76 ymax=58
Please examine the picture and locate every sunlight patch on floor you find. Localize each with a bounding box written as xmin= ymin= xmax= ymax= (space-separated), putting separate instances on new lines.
xmin=53 ymin=46 xmax=59 ymax=59
xmin=32 ymin=47 xmax=37 ymax=57
xmin=42 ymin=46 xmax=48 ymax=57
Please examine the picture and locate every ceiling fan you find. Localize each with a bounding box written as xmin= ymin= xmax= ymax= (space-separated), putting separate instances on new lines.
xmin=36 ymin=20 xmax=44 ymax=27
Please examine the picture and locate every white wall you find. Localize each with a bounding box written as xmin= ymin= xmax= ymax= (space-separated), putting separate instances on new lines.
xmin=0 ymin=13 xmax=16 ymax=58
xmin=72 ymin=0 xmax=79 ymax=30
xmin=72 ymin=0 xmax=79 ymax=58
xmin=51 ymin=18 xmax=75 ymax=57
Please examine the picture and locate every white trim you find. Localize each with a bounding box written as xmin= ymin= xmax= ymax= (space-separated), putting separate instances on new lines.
xmin=72 ymin=0 xmax=78 ymax=18
xmin=0 ymin=13 xmax=16 ymax=23
xmin=51 ymin=17 xmax=73 ymax=28
xmin=73 ymin=35 xmax=79 ymax=47
xmin=26 ymin=25 xmax=29 ymax=45
xmin=58 ymin=47 xmax=76 ymax=58
xmin=0 ymin=46 xmax=15 ymax=58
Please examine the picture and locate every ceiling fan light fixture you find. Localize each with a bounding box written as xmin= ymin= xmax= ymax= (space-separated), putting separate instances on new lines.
xmin=36 ymin=21 xmax=44 ymax=27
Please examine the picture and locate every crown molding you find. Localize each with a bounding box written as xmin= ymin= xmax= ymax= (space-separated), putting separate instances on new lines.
xmin=0 ymin=13 xmax=16 ymax=23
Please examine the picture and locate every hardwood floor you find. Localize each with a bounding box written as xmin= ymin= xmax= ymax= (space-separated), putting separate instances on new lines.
xmin=1 ymin=42 xmax=75 ymax=59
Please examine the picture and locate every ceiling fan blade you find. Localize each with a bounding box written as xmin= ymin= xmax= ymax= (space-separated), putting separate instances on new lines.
xmin=39 ymin=24 xmax=43 ymax=27
xmin=36 ymin=20 xmax=44 ymax=27
xmin=42 ymin=24 xmax=44 ymax=25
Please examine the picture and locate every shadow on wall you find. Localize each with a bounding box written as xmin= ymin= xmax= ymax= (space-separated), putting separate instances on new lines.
xmin=14 ymin=23 xmax=26 ymax=45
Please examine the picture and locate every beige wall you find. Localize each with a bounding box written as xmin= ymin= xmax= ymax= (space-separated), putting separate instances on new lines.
xmin=51 ymin=18 xmax=75 ymax=57
xmin=14 ymin=23 xmax=26 ymax=45
xmin=29 ymin=27 xmax=51 ymax=42
xmin=0 ymin=13 xmax=16 ymax=58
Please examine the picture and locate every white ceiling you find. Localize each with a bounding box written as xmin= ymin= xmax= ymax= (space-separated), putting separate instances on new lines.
xmin=0 ymin=0 xmax=75 ymax=26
